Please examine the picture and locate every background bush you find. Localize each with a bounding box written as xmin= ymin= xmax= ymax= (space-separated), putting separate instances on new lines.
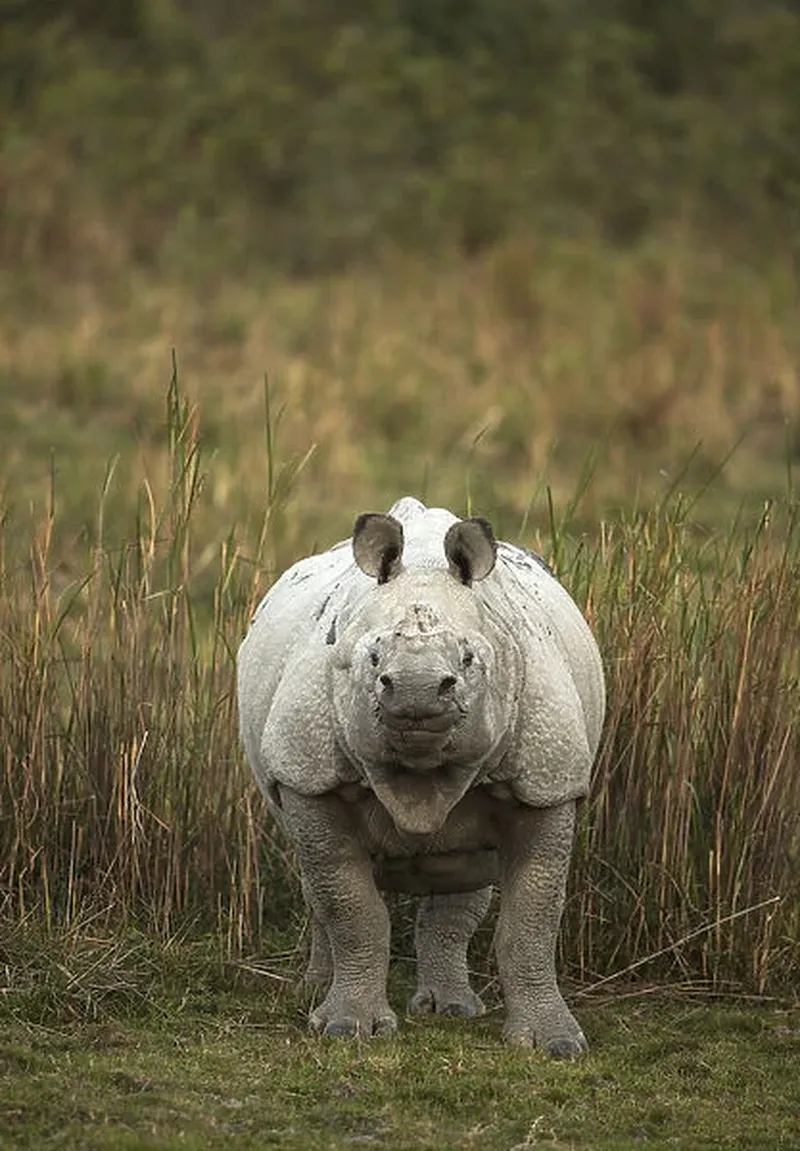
xmin=3 ymin=0 xmax=800 ymax=273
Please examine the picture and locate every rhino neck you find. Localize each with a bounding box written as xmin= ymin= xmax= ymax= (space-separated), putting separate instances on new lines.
xmin=363 ymin=761 xmax=482 ymax=835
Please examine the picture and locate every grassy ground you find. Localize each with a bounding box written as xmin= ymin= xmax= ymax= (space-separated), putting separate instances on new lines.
xmin=1 ymin=971 xmax=798 ymax=1150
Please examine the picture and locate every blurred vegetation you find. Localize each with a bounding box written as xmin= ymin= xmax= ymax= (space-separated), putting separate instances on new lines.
xmin=3 ymin=0 xmax=800 ymax=275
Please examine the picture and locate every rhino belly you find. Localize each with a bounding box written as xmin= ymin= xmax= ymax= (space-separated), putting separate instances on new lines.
xmin=337 ymin=781 xmax=503 ymax=893
xmin=373 ymin=849 xmax=498 ymax=894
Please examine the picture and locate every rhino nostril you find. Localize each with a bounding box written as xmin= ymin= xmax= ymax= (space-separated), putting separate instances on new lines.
xmin=378 ymin=673 xmax=394 ymax=692
xmin=438 ymin=674 xmax=457 ymax=699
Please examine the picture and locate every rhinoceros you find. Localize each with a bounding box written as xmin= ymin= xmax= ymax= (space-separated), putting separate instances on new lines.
xmin=237 ymin=497 xmax=605 ymax=1057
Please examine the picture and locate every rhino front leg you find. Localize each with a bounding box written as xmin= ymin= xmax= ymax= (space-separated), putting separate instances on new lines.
xmin=304 ymin=913 xmax=333 ymax=990
xmin=279 ymin=786 xmax=397 ymax=1038
xmin=409 ymin=889 xmax=492 ymax=1018
xmin=300 ymin=876 xmax=334 ymax=989
xmin=495 ymin=800 xmax=586 ymax=1059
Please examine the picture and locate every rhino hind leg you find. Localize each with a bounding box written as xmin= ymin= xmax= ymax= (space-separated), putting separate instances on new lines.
xmin=409 ymin=889 xmax=493 ymax=1018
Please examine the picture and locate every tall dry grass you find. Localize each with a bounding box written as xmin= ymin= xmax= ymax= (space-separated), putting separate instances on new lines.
xmin=0 ymin=376 xmax=301 ymax=959
xmin=567 ymin=498 xmax=799 ymax=992
xmin=2 ymin=239 xmax=799 ymax=563
xmin=0 ymin=372 xmax=797 ymax=995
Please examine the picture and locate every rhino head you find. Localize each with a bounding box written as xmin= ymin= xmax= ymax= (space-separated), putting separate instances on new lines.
xmin=331 ymin=512 xmax=521 ymax=835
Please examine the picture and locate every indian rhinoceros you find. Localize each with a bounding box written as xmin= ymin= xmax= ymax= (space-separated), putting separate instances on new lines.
xmin=237 ymin=497 xmax=605 ymax=1057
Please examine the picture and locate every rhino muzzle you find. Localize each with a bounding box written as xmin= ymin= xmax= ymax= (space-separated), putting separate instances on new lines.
xmin=375 ymin=667 xmax=463 ymax=764
xmin=377 ymin=669 xmax=458 ymax=718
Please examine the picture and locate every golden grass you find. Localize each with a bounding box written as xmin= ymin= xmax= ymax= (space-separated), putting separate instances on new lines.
xmin=1 ymin=235 xmax=798 ymax=573
xmin=0 ymin=237 xmax=798 ymax=994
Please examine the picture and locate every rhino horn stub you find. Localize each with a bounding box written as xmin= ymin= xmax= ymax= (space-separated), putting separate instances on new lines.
xmin=444 ymin=518 xmax=497 ymax=585
xmin=353 ymin=513 xmax=404 ymax=584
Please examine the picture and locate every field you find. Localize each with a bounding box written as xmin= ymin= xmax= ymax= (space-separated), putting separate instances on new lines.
xmin=1 ymin=983 xmax=798 ymax=1149
xmin=1 ymin=234 xmax=799 ymax=1147
xmin=2 ymin=7 xmax=800 ymax=1138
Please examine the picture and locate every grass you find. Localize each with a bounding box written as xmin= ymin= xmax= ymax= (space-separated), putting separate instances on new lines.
xmin=0 ymin=235 xmax=799 ymax=1146
xmin=1 ymin=235 xmax=799 ymax=560
xmin=1 ymin=944 xmax=798 ymax=1150
xmin=2 ymin=360 xmax=797 ymax=988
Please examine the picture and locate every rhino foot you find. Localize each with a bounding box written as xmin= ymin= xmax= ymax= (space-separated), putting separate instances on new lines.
xmin=544 ymin=1034 xmax=588 ymax=1060
xmin=502 ymin=1000 xmax=588 ymax=1059
xmin=408 ymin=986 xmax=486 ymax=1018
xmin=310 ymin=996 xmax=397 ymax=1039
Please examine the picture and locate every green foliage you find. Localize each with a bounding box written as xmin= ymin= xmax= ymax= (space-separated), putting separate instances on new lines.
xmin=3 ymin=1 xmax=800 ymax=272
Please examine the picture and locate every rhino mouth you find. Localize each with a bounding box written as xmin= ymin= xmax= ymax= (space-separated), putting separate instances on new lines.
xmin=377 ymin=703 xmax=462 ymax=760
xmin=379 ymin=705 xmax=459 ymax=733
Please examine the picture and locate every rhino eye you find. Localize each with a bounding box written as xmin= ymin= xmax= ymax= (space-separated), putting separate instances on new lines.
xmin=370 ymin=651 xmax=380 ymax=668
xmin=462 ymin=650 xmax=475 ymax=669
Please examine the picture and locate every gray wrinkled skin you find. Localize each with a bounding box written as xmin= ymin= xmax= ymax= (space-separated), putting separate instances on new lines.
xmin=237 ymin=497 xmax=605 ymax=1057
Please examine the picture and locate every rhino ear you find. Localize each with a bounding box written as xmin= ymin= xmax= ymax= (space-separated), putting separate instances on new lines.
xmin=444 ymin=518 xmax=497 ymax=585
xmin=353 ymin=513 xmax=405 ymax=584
